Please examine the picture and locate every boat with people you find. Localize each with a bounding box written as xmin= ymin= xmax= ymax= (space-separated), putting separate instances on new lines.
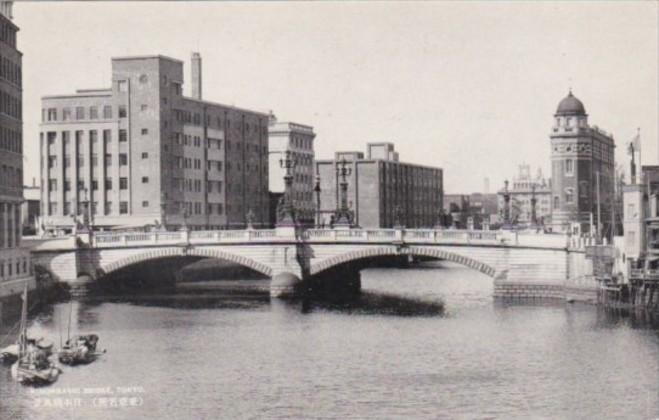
xmin=10 ymin=284 xmax=61 ymax=385
xmin=58 ymin=334 xmax=105 ymax=365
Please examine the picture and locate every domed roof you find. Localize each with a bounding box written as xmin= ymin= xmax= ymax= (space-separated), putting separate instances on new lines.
xmin=556 ymin=90 xmax=586 ymax=116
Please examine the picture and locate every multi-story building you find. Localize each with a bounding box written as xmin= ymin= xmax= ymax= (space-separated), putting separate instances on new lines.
xmin=268 ymin=119 xmax=316 ymax=226
xmin=39 ymin=53 xmax=270 ymax=233
xmin=550 ymin=90 xmax=615 ymax=236
xmin=315 ymin=143 xmax=443 ymax=228
xmin=497 ymin=164 xmax=552 ymax=227
xmin=0 ymin=1 xmax=34 ymax=320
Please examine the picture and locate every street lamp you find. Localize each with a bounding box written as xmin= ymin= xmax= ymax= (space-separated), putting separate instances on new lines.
xmin=503 ymin=179 xmax=511 ymax=229
xmin=313 ymin=174 xmax=321 ymax=228
xmin=530 ymin=183 xmax=537 ymax=228
xmin=180 ymin=204 xmax=190 ymax=231
xmin=80 ymin=186 xmax=90 ymax=232
xmin=160 ymin=192 xmax=167 ymax=231
xmin=334 ymin=158 xmax=352 ymax=227
xmin=276 ymin=150 xmax=297 ymax=226
xmin=246 ymin=208 xmax=255 ymax=230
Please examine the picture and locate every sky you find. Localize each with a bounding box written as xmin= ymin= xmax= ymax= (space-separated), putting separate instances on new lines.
xmin=13 ymin=1 xmax=659 ymax=194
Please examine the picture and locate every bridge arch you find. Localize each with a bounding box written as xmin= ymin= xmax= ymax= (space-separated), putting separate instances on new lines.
xmin=309 ymin=246 xmax=498 ymax=278
xmin=98 ymin=246 xmax=274 ymax=279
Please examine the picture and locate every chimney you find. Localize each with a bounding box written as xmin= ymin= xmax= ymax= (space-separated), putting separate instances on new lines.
xmin=191 ymin=52 xmax=202 ymax=100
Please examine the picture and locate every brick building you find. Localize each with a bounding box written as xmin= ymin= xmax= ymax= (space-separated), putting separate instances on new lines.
xmin=39 ymin=53 xmax=270 ymax=233
xmin=268 ymin=119 xmax=316 ymax=226
xmin=315 ymin=143 xmax=443 ymax=228
xmin=549 ymin=91 xmax=615 ymax=235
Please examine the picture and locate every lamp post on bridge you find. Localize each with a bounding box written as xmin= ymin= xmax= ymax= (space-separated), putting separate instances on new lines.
xmin=276 ymin=150 xmax=297 ymax=227
xmin=314 ymin=174 xmax=321 ymax=228
xmin=79 ymin=187 xmax=90 ymax=232
xmin=159 ymin=191 xmax=168 ymax=231
xmin=334 ymin=158 xmax=353 ymax=228
xmin=530 ymin=183 xmax=538 ymax=229
xmin=502 ymin=179 xmax=512 ymax=230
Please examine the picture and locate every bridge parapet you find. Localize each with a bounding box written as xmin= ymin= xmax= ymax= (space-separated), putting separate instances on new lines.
xmin=90 ymin=229 xmax=284 ymax=248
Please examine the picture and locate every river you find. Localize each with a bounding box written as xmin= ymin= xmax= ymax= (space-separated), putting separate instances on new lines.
xmin=1 ymin=262 xmax=658 ymax=419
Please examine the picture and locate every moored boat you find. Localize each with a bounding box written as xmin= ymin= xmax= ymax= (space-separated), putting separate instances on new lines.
xmin=10 ymin=284 xmax=61 ymax=385
xmin=58 ymin=334 xmax=104 ymax=365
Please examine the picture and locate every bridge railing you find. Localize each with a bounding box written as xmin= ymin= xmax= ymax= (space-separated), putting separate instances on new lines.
xmin=90 ymin=229 xmax=281 ymax=248
xmin=83 ymin=228 xmax=573 ymax=250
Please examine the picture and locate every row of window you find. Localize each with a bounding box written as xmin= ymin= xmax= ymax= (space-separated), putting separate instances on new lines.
xmin=47 ymin=177 xmax=130 ymax=192
xmin=0 ymin=20 xmax=17 ymax=48
xmin=291 ymin=136 xmax=313 ymax=150
xmin=0 ymin=89 xmax=21 ymax=119
xmin=47 ymin=153 xmax=130 ymax=169
xmin=43 ymin=105 xmax=129 ymax=122
xmin=48 ymin=201 xmax=130 ymax=216
xmin=0 ymin=54 xmax=20 ymax=86
xmin=173 ymin=108 xmax=267 ymax=135
xmin=177 ymin=201 xmax=224 ymax=216
xmin=0 ymin=259 xmax=30 ymax=279
xmin=0 ymin=126 xmax=20 ymax=153
xmin=0 ymin=164 xmax=21 ymax=191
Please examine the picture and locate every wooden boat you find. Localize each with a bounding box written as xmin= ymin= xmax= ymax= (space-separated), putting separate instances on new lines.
xmin=10 ymin=284 xmax=61 ymax=385
xmin=58 ymin=334 xmax=105 ymax=365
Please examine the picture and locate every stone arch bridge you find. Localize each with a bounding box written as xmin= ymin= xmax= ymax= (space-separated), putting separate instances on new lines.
xmin=27 ymin=227 xmax=597 ymax=300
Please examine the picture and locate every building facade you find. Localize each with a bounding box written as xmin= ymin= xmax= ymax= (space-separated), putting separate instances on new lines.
xmin=0 ymin=1 xmax=34 ymax=313
xmin=497 ymin=164 xmax=552 ymax=227
xmin=268 ymin=119 xmax=316 ymax=226
xmin=550 ymin=91 xmax=616 ymax=236
xmin=40 ymin=53 xmax=270 ymax=233
xmin=316 ymin=143 xmax=443 ymax=228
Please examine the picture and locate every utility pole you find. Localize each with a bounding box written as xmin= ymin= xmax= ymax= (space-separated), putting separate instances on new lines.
xmin=596 ymin=171 xmax=601 ymax=242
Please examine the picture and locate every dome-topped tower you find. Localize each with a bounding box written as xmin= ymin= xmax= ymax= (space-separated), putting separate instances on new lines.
xmin=555 ymin=90 xmax=586 ymax=116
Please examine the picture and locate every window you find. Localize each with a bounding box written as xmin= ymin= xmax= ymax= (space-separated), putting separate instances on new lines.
xmin=141 ymin=176 xmax=149 ymax=183
xmin=47 ymin=108 xmax=57 ymax=121
xmin=119 ymin=129 xmax=127 ymax=142
xmin=47 ymin=156 xmax=57 ymax=168
xmin=103 ymin=105 xmax=112 ymax=119
xmin=105 ymin=201 xmax=112 ymax=215
xmin=119 ymin=105 xmax=127 ymax=118
xmin=119 ymin=177 xmax=128 ymax=190
xmin=117 ymin=80 xmax=128 ymax=92
xmin=75 ymin=107 xmax=85 ymax=120
xmin=48 ymin=179 xmax=57 ymax=191
xmin=141 ymin=128 xmax=148 ymax=135
xmin=89 ymin=106 xmax=98 ymax=119
xmin=64 ymin=180 xmax=71 ymax=191
xmin=63 ymin=108 xmax=72 ymax=121
xmin=140 ymin=104 xmax=147 ymax=111
xmin=565 ymin=159 xmax=574 ymax=176
xmin=627 ymin=203 xmax=636 ymax=218
xmin=105 ymin=154 xmax=112 ymax=166
xmin=103 ymin=129 xmax=112 ymax=145
xmin=119 ymin=153 xmax=128 ymax=166
xmin=142 ymin=201 xmax=149 ymax=208
xmin=91 ymin=153 xmax=98 ymax=167
xmin=565 ymin=188 xmax=574 ymax=204
xmin=119 ymin=201 xmax=128 ymax=214
xmin=105 ymin=178 xmax=113 ymax=190
xmin=142 ymin=152 xmax=148 ymax=159
xmin=91 ymin=179 xmax=99 ymax=190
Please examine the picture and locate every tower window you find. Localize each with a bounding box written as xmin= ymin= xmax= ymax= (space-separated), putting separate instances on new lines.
xmin=565 ymin=159 xmax=574 ymax=176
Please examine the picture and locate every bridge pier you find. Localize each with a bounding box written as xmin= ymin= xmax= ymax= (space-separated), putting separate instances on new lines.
xmin=270 ymin=272 xmax=304 ymax=299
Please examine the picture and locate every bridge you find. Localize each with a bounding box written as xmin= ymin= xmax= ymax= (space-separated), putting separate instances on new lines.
xmin=27 ymin=226 xmax=599 ymax=300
